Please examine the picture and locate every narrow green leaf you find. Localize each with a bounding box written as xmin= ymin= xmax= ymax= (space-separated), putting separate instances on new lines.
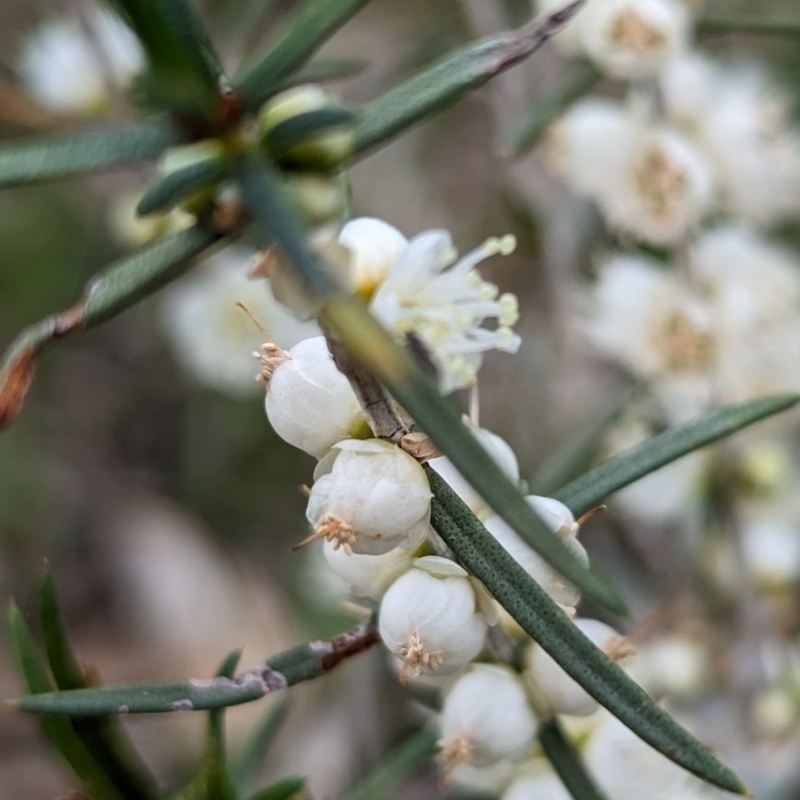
xmin=8 ymin=602 xmax=126 ymax=800
xmin=531 ymin=396 xmax=626 ymax=496
xmin=0 ymin=122 xmax=180 ymax=188
xmin=538 ymin=719 xmax=609 ymax=800
xmin=40 ymin=576 xmax=161 ymax=800
xmin=15 ymin=621 xmax=379 ymax=715
xmin=232 ymin=698 xmax=290 ymax=793
xmin=554 ymin=394 xmax=800 ymax=517
xmin=426 ymin=471 xmax=746 ymax=795
xmin=234 ymin=0 xmax=374 ymax=109
xmin=697 ymin=13 xmax=800 ymax=36
xmin=137 ymin=158 xmax=230 ymax=215
xmin=354 ymin=1 xmax=586 ymax=158
xmin=109 ymin=0 xmax=222 ymax=107
xmin=247 ymin=776 xmax=306 ymax=800
xmin=340 ymin=728 xmax=439 ymax=800
xmin=321 ymin=297 xmax=625 ymax=614
xmin=203 ymin=651 xmax=241 ymax=800
xmin=510 ymin=60 xmax=600 ymax=156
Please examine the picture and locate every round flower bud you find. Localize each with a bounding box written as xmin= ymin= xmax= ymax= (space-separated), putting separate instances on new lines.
xmin=156 ymin=139 xmax=228 ymax=215
xmin=259 ymin=85 xmax=354 ymax=172
xmin=282 ymin=172 xmax=348 ymax=226
xmin=322 ymin=539 xmax=414 ymax=600
xmin=306 ymin=440 xmax=432 ymax=555
xmin=338 ymin=217 xmax=409 ymax=297
xmin=379 ymin=557 xmax=486 ymax=681
xmin=263 ymin=336 xmax=366 ymax=458
xmin=484 ymin=496 xmax=589 ymax=608
xmin=439 ymin=664 xmax=538 ymax=770
xmin=502 ymin=773 xmax=572 ymax=800
xmin=430 ymin=424 xmax=519 ymax=519
xmin=525 ymin=618 xmax=633 ymax=716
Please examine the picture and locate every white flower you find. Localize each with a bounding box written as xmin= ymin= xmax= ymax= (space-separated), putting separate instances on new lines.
xmin=450 ymin=761 xmax=518 ymax=795
xmin=370 ymin=230 xmax=521 ymax=393
xmin=525 ymin=618 xmax=632 ymax=716
xmin=579 ymin=0 xmax=690 ymax=80
xmin=535 ymin=0 xmax=592 ymax=55
xmin=338 ymin=217 xmax=408 ymax=296
xmin=379 ymin=557 xmax=487 ymax=681
xmin=160 ymin=249 xmax=319 ymax=396
xmin=439 ymin=664 xmax=538 ymax=769
xmin=660 ymin=51 xmax=722 ymax=133
xmin=485 ymin=497 xmax=588 ymax=609
xmin=584 ymin=712 xmax=704 ymax=800
xmin=595 ymin=126 xmax=713 ymax=245
xmin=263 ymin=337 xmax=365 ymax=458
xmin=322 ymin=540 xmax=414 ymax=600
xmin=429 ymin=421 xmax=519 ymax=519
xmin=741 ymin=518 xmax=800 ymax=591
xmin=627 ymin=636 xmax=709 ymax=698
xmin=586 ymin=253 xmax=716 ymax=421
xmin=306 ymin=440 xmax=431 ymax=554
xmin=546 ymin=98 xmax=642 ymax=198
xmin=17 ymin=5 xmax=143 ymax=115
xmin=502 ymin=773 xmax=572 ymax=800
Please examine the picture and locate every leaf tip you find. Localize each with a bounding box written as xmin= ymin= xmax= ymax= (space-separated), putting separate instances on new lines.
xmin=0 ymin=347 xmax=37 ymax=432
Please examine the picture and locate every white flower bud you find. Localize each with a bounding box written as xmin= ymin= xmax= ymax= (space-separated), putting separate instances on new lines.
xmin=322 ymin=539 xmax=414 ymax=600
xmin=338 ymin=217 xmax=409 ymax=297
xmin=263 ymin=336 xmax=366 ymax=458
xmin=484 ymin=496 xmax=589 ymax=608
xmin=439 ymin=664 xmax=538 ymax=770
xmin=525 ymin=618 xmax=633 ymax=716
xmin=306 ymin=440 xmax=432 ymax=555
xmin=579 ymin=0 xmax=690 ymax=81
xmin=502 ymin=773 xmax=572 ymax=800
xmin=430 ymin=423 xmax=520 ymax=519
xmin=379 ymin=558 xmax=486 ymax=681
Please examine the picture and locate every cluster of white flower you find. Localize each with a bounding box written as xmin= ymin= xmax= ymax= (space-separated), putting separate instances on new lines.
xmin=538 ymin=0 xmax=800 ymax=743
xmin=17 ymin=3 xmax=143 ymax=116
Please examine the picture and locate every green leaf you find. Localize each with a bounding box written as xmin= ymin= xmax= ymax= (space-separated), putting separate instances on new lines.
xmin=0 ymin=122 xmax=180 ymax=189
xmin=354 ymin=2 xmax=586 ymax=158
xmin=538 ymin=718 xmax=609 ymax=800
xmin=40 ymin=575 xmax=161 ymax=800
xmin=8 ymin=601 xmax=126 ymax=800
xmin=531 ymin=396 xmax=626 ymax=496
xmin=15 ymin=621 xmax=379 ymax=715
xmin=262 ymin=107 xmax=354 ymax=163
xmin=109 ymin=0 xmax=223 ymax=113
xmin=273 ymin=59 xmax=367 ymax=92
xmin=426 ymin=470 xmax=746 ymax=795
xmin=247 ymin=776 xmax=306 ymax=800
xmin=510 ymin=60 xmax=600 ymax=156
xmin=232 ymin=698 xmax=290 ymax=793
xmin=697 ymin=13 xmax=800 ymax=36
xmin=321 ymin=297 xmax=625 ymax=614
xmin=1 ymin=224 xmax=221 ymax=430
xmin=340 ymin=728 xmax=439 ymax=800
xmin=137 ymin=158 xmax=230 ymax=215
xmin=554 ymin=394 xmax=800 ymax=518
xmin=234 ymin=0 xmax=374 ymax=109
xmin=202 ymin=651 xmax=241 ymax=800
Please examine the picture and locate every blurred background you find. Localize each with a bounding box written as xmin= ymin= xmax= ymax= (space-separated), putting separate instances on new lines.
xmin=2 ymin=1 xmax=800 ymax=798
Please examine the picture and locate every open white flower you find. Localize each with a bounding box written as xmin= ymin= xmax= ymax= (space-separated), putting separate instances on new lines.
xmin=579 ymin=0 xmax=690 ymax=80
xmin=595 ymin=126 xmax=714 ymax=245
xmin=525 ymin=618 xmax=633 ymax=716
xmin=429 ymin=421 xmax=519 ymax=520
xmin=17 ymin=5 xmax=143 ymax=115
xmin=305 ymin=439 xmax=431 ymax=554
xmin=439 ymin=664 xmax=538 ymax=770
xmin=322 ymin=540 xmax=414 ymax=599
xmin=370 ymin=230 xmax=520 ymax=393
xmin=160 ymin=249 xmax=319 ymax=396
xmin=379 ymin=557 xmax=487 ymax=681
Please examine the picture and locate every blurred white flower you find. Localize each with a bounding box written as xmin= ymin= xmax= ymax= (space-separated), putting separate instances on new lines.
xmin=741 ymin=517 xmax=800 ymax=591
xmin=579 ymin=0 xmax=690 ymax=80
xmin=17 ymin=5 xmax=143 ymax=115
xmin=627 ymin=635 xmax=710 ymax=698
xmin=430 ymin=420 xmax=519 ymax=520
xmin=502 ymin=772 xmax=572 ymax=800
xmin=338 ymin=217 xmax=408 ymax=296
xmin=663 ymin=55 xmax=800 ymax=227
xmin=109 ymin=189 xmax=195 ymax=250
xmin=161 ymin=249 xmax=320 ymax=395
xmin=322 ymin=539 xmax=413 ymax=600
xmin=535 ymin=0 xmax=592 ymax=55
xmin=450 ymin=760 xmax=518 ymax=795
xmin=370 ymin=230 xmax=521 ymax=393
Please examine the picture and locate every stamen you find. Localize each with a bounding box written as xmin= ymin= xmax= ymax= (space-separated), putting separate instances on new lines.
xmin=292 ymin=513 xmax=357 ymax=553
xmin=398 ymin=632 xmax=444 ymax=684
xmin=437 ymin=733 xmax=475 ymax=786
